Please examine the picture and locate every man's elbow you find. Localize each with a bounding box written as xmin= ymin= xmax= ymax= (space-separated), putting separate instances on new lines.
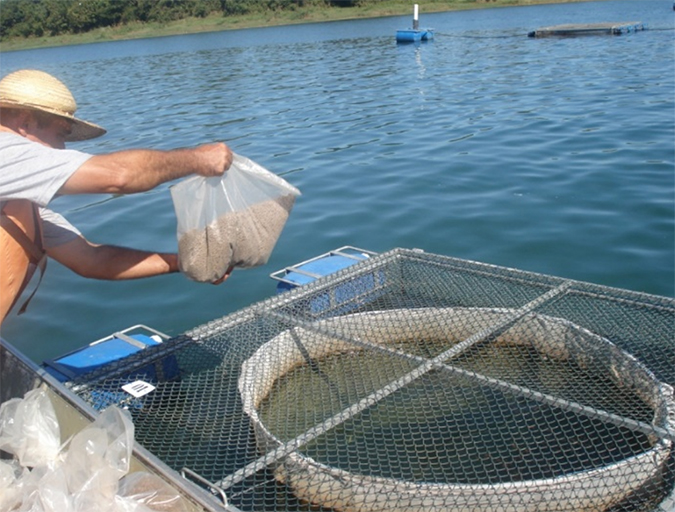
xmin=67 ymin=259 xmax=120 ymax=280
xmin=99 ymin=164 xmax=140 ymax=195
xmin=78 ymin=155 xmax=146 ymax=195
xmin=53 ymin=243 xmax=122 ymax=280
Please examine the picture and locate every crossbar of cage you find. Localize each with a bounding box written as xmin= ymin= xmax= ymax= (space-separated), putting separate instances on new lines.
xmin=213 ymin=281 xmax=574 ymax=492
xmin=269 ymin=309 xmax=675 ymax=444
xmin=262 ymin=283 xmax=675 ymax=443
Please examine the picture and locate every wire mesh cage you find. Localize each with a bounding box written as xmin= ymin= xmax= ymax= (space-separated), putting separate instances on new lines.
xmin=66 ymin=248 xmax=675 ymax=511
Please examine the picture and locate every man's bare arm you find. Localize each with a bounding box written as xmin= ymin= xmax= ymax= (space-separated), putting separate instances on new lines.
xmin=59 ymin=142 xmax=233 ymax=195
xmin=47 ymin=235 xmax=234 ymax=283
xmin=47 ymin=236 xmax=179 ymax=280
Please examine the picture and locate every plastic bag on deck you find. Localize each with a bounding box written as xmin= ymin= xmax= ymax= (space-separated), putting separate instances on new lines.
xmin=171 ymin=153 xmax=300 ymax=282
xmin=20 ymin=463 xmax=73 ymax=512
xmin=116 ymin=472 xmax=189 ymax=512
xmin=0 ymin=459 xmax=25 ymax=510
xmin=0 ymin=390 xmax=180 ymax=512
xmin=65 ymin=406 xmax=135 ymax=509
xmin=0 ymin=388 xmax=60 ymax=468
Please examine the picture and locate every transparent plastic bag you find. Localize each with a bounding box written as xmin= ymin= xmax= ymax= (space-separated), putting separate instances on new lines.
xmin=0 ymin=388 xmax=60 ymax=468
xmin=64 ymin=406 xmax=135 ymax=506
xmin=0 ymin=459 xmax=25 ymax=511
xmin=19 ymin=463 xmax=73 ymax=512
xmin=117 ymin=472 xmax=188 ymax=512
xmin=0 ymin=390 xmax=182 ymax=512
xmin=171 ymin=153 xmax=300 ymax=282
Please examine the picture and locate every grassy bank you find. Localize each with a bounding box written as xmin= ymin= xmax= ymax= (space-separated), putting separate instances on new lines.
xmin=1 ymin=0 xmax=591 ymax=52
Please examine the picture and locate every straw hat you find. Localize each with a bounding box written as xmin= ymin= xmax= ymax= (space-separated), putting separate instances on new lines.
xmin=0 ymin=69 xmax=106 ymax=142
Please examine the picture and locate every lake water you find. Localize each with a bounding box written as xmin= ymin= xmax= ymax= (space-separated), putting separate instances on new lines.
xmin=1 ymin=0 xmax=673 ymax=364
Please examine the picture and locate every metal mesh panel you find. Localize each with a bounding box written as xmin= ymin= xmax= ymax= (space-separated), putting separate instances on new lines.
xmin=66 ymin=248 xmax=675 ymax=511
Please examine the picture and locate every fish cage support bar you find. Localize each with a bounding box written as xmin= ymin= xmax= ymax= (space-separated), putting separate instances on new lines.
xmin=214 ymin=281 xmax=573 ymax=492
xmin=282 ymin=313 xmax=675 ymax=442
xmin=278 ymin=286 xmax=675 ymax=443
xmin=283 ymin=309 xmax=675 ymax=443
xmin=181 ymin=467 xmax=229 ymax=506
xmin=445 ymin=359 xmax=675 ymax=443
xmin=113 ymin=331 xmax=152 ymax=350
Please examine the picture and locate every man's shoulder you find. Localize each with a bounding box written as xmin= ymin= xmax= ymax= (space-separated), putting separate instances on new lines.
xmin=0 ymin=130 xmax=91 ymax=160
xmin=0 ymin=130 xmax=93 ymax=205
xmin=0 ymin=130 xmax=41 ymax=151
xmin=0 ymin=130 xmax=25 ymax=143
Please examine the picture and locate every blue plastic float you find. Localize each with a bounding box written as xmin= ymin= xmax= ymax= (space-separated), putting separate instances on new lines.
xmin=42 ymin=326 xmax=176 ymax=383
xmin=270 ymin=246 xmax=376 ymax=292
xmin=396 ymin=4 xmax=434 ymax=43
xmin=270 ymin=246 xmax=385 ymax=315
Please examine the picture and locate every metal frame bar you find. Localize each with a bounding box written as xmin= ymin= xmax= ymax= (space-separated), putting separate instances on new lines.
xmin=214 ymin=282 xmax=575 ymax=491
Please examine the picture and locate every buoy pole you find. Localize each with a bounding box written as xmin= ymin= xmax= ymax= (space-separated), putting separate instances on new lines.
xmin=413 ymin=4 xmax=419 ymax=30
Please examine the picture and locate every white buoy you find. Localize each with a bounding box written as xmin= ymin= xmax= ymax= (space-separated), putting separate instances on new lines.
xmin=413 ymin=4 xmax=419 ymax=30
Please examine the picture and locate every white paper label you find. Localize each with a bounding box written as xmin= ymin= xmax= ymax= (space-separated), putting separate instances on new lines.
xmin=122 ymin=380 xmax=156 ymax=398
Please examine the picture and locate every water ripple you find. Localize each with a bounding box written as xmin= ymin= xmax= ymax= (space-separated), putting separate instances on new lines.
xmin=1 ymin=0 xmax=673 ymax=360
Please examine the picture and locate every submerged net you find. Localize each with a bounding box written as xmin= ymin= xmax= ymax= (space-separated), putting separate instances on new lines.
xmin=66 ymin=248 xmax=675 ymax=511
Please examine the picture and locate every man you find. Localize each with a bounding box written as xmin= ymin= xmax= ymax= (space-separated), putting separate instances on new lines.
xmin=0 ymin=69 xmax=234 ymax=323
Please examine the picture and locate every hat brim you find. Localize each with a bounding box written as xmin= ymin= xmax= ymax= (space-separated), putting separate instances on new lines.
xmin=67 ymin=117 xmax=106 ymax=142
xmin=0 ymin=100 xmax=106 ymax=142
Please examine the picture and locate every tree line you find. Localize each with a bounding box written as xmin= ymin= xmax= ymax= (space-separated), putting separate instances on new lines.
xmin=0 ymin=0 xmax=349 ymax=41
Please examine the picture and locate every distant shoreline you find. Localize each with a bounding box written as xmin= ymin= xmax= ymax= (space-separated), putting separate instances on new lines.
xmin=1 ymin=0 xmax=594 ymax=52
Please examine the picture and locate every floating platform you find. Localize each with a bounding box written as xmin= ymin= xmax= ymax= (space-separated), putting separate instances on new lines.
xmin=396 ymin=28 xmax=434 ymax=43
xmin=528 ymin=21 xmax=646 ymax=38
xmin=397 ymin=3 xmax=434 ymax=43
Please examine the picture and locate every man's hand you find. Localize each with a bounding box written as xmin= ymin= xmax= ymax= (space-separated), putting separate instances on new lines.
xmin=193 ymin=142 xmax=233 ymax=178
xmin=211 ymin=265 xmax=234 ymax=285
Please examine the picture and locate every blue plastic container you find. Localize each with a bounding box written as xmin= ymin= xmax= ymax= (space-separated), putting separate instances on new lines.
xmin=271 ymin=246 xmax=375 ymax=293
xmin=396 ymin=29 xmax=434 ymax=43
xmin=270 ymin=246 xmax=386 ymax=315
xmin=43 ymin=331 xmax=177 ymax=384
